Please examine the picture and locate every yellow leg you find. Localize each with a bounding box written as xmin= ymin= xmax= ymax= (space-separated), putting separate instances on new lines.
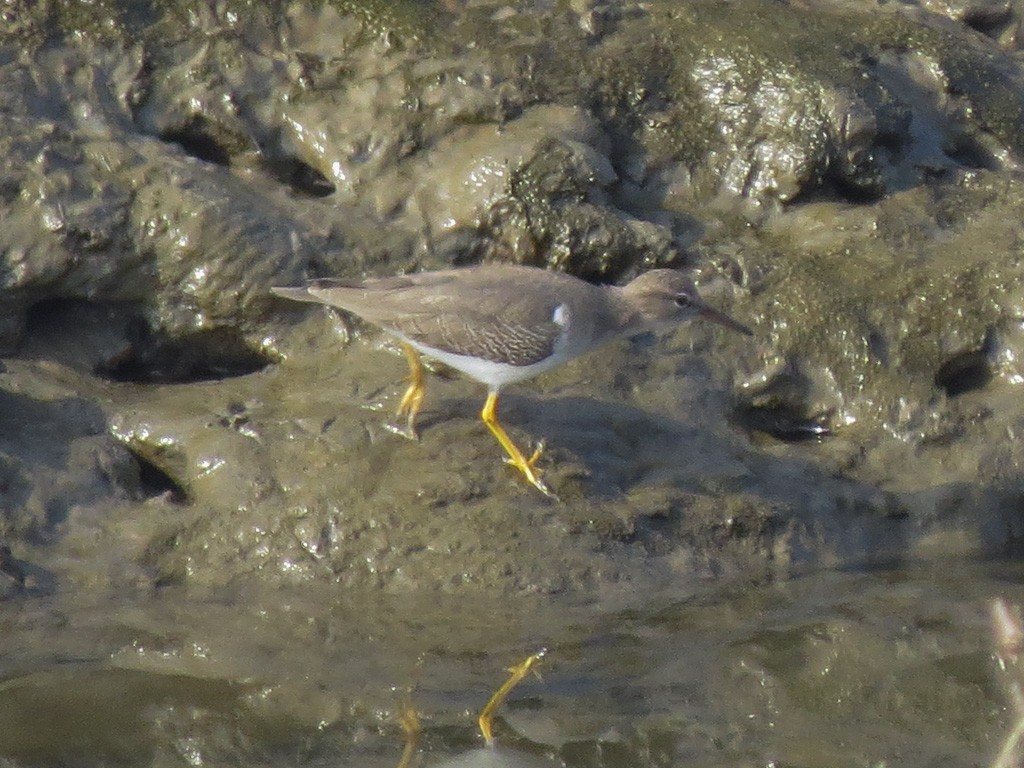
xmin=480 ymin=392 xmax=552 ymax=497
xmin=396 ymin=699 xmax=421 ymax=768
xmin=394 ymin=342 xmax=426 ymax=439
xmin=478 ymin=650 xmax=547 ymax=746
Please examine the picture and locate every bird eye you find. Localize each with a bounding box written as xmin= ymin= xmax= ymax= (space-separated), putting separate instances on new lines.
xmin=673 ymin=294 xmax=691 ymax=308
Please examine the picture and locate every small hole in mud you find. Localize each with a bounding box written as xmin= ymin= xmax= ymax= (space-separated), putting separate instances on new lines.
xmin=867 ymin=330 xmax=889 ymax=366
xmin=159 ymin=118 xmax=233 ymax=166
xmin=825 ymin=146 xmax=887 ymax=203
xmin=733 ymin=404 xmax=832 ymax=443
xmin=95 ymin=325 xmax=271 ymax=384
xmin=135 ymin=453 xmax=189 ymax=504
xmin=264 ymin=157 xmax=335 ymax=197
xmin=935 ymin=349 xmax=992 ymax=396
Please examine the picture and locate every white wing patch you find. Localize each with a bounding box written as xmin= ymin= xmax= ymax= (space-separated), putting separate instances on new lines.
xmin=552 ymin=303 xmax=568 ymax=326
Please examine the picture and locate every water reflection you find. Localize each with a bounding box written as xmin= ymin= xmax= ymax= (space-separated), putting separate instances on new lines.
xmin=0 ymin=559 xmax=1021 ymax=767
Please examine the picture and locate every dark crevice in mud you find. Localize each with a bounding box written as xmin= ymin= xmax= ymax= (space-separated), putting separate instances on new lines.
xmin=785 ymin=168 xmax=885 ymax=208
xmin=874 ymin=129 xmax=906 ymax=156
xmin=0 ymin=544 xmax=26 ymax=589
xmin=262 ymin=156 xmax=336 ymax=197
xmin=936 ymin=328 xmax=997 ymax=397
xmin=22 ymin=298 xmax=148 ymax=368
xmin=943 ymin=133 xmax=1002 ymax=171
xmin=157 ymin=115 xmax=335 ymax=196
xmin=129 ymin=449 xmax=189 ymax=505
xmin=962 ymin=6 xmax=1013 ymax=39
xmin=825 ymin=173 xmax=886 ymax=204
xmin=24 ymin=296 xmax=126 ymax=328
xmin=733 ymin=403 xmax=832 ymax=442
xmin=935 ymin=349 xmax=993 ymax=396
xmin=159 ymin=116 xmax=235 ymax=166
xmin=95 ymin=322 xmax=271 ymax=384
xmin=867 ymin=329 xmax=890 ymax=366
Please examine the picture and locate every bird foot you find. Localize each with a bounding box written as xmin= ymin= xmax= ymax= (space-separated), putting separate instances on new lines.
xmin=384 ymin=420 xmax=419 ymax=441
xmin=391 ymin=385 xmax=423 ymax=440
xmin=526 ymin=440 xmax=545 ymax=468
xmin=502 ymin=440 xmax=545 ymax=467
xmin=502 ymin=448 xmax=554 ymax=498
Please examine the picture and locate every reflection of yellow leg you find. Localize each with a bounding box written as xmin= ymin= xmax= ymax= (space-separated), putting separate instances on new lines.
xmin=478 ymin=650 xmax=547 ymax=746
xmin=481 ymin=392 xmax=552 ymax=497
xmin=395 ymin=342 xmax=426 ymax=439
xmin=397 ymin=699 xmax=421 ymax=768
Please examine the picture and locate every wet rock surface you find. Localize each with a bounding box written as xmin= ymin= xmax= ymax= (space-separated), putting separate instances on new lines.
xmin=2 ymin=0 xmax=1024 ymax=765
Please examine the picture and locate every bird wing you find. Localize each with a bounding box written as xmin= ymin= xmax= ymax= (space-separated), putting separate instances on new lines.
xmin=383 ymin=286 xmax=567 ymax=367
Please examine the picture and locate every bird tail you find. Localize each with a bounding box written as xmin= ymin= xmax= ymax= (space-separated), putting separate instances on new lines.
xmin=270 ymin=286 xmax=322 ymax=303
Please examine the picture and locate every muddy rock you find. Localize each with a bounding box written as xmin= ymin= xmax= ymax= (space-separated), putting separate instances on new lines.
xmin=0 ymin=0 xmax=1022 ymax=600
xmin=5 ymin=1 xmax=1024 ymax=765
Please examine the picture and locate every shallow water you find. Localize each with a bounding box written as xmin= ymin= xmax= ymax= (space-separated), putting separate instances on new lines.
xmin=1 ymin=557 xmax=1020 ymax=767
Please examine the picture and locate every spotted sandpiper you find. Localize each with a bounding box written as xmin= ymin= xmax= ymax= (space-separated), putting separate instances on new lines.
xmin=272 ymin=264 xmax=751 ymax=497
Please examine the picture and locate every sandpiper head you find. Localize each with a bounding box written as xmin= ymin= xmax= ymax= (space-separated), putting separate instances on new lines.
xmin=623 ymin=269 xmax=753 ymax=335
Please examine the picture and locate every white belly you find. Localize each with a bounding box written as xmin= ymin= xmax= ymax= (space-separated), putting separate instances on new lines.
xmin=398 ymin=336 xmax=576 ymax=391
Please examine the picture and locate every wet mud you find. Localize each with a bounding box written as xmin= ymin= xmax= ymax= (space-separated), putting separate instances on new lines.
xmin=2 ymin=0 xmax=1024 ymax=764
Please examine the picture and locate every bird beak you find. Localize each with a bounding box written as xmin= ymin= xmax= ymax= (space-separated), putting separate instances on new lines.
xmin=698 ymin=303 xmax=754 ymax=336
